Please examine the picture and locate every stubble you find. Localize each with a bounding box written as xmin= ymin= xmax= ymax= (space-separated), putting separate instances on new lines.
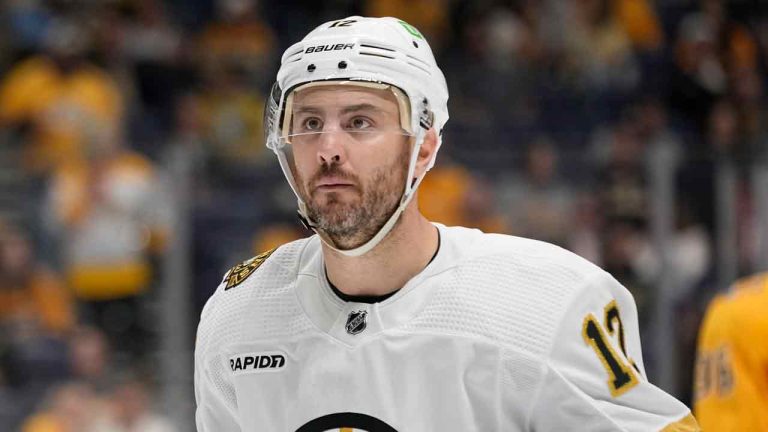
xmin=299 ymin=146 xmax=410 ymax=249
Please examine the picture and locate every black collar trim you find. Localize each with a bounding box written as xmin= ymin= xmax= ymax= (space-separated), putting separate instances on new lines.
xmin=326 ymin=228 xmax=441 ymax=304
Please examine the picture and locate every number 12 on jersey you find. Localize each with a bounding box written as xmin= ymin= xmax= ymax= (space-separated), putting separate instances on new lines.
xmin=582 ymin=300 xmax=641 ymax=398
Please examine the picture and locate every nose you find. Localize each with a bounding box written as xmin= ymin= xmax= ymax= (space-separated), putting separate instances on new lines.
xmin=316 ymin=130 xmax=347 ymax=166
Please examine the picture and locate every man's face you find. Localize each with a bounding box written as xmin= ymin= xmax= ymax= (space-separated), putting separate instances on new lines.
xmin=288 ymin=85 xmax=411 ymax=249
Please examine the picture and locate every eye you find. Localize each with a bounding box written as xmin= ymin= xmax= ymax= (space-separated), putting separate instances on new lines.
xmin=303 ymin=117 xmax=323 ymax=131
xmin=348 ymin=117 xmax=373 ymax=130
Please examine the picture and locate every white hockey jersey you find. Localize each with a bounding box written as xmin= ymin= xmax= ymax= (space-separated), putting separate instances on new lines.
xmin=195 ymin=224 xmax=698 ymax=431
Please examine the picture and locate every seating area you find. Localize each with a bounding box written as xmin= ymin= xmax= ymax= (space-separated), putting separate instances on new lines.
xmin=1 ymin=0 xmax=766 ymax=429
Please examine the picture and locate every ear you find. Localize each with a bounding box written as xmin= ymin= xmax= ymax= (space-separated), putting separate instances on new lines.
xmin=414 ymin=128 xmax=439 ymax=179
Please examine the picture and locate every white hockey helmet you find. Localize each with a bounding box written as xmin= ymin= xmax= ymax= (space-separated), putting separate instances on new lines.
xmin=265 ymin=16 xmax=449 ymax=256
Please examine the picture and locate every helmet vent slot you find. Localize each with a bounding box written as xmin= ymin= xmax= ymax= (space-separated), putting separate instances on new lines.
xmin=360 ymin=43 xmax=395 ymax=52
xmin=406 ymin=53 xmax=429 ymax=68
xmin=407 ymin=61 xmax=431 ymax=75
xmin=359 ymin=51 xmax=396 ymax=60
xmin=286 ymin=48 xmax=303 ymax=62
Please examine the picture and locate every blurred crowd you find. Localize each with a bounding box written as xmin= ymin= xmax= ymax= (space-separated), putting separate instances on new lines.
xmin=0 ymin=0 xmax=767 ymax=429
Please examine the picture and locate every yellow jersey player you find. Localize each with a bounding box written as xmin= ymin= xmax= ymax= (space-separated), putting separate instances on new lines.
xmin=694 ymin=272 xmax=768 ymax=430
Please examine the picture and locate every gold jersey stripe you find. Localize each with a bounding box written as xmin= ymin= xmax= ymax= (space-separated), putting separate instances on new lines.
xmin=660 ymin=413 xmax=700 ymax=431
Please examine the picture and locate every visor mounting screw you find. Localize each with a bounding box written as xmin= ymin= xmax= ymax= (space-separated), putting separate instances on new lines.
xmin=338 ymin=61 xmax=347 ymax=69
xmin=307 ymin=64 xmax=316 ymax=72
xmin=413 ymin=41 xmax=418 ymax=48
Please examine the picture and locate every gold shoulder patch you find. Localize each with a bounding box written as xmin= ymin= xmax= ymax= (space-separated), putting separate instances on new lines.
xmin=224 ymin=248 xmax=276 ymax=290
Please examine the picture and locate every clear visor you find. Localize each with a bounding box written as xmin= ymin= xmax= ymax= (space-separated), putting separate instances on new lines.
xmin=279 ymin=81 xmax=413 ymax=146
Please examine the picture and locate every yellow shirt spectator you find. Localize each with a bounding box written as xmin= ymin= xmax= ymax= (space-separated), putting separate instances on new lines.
xmin=0 ymin=224 xmax=74 ymax=334
xmin=0 ymin=268 xmax=74 ymax=334
xmin=419 ymin=163 xmax=506 ymax=233
xmin=418 ymin=164 xmax=472 ymax=228
xmin=49 ymin=151 xmax=168 ymax=301
xmin=197 ymin=89 xmax=268 ymax=166
xmin=0 ymin=56 xmax=123 ymax=172
xmin=616 ymin=0 xmax=664 ymax=51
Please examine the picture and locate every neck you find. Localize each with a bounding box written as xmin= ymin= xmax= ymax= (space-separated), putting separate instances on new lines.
xmin=322 ymin=204 xmax=438 ymax=298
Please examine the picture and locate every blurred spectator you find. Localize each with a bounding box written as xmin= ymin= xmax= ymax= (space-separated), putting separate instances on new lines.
xmin=364 ymin=0 xmax=449 ymax=49
xmin=193 ymin=0 xmax=276 ymax=174
xmin=3 ymin=326 xmax=113 ymax=429
xmin=566 ymin=191 xmax=604 ymax=266
xmin=68 ymin=326 xmax=111 ymax=392
xmin=91 ymin=375 xmax=176 ymax=432
xmin=757 ymin=16 xmax=768 ymax=73
xmin=497 ymin=137 xmax=575 ymax=245
xmin=588 ymin=114 xmax=653 ymax=316
xmin=0 ymin=221 xmax=74 ymax=334
xmin=444 ymin=5 xmax=544 ymax=133
xmin=728 ymin=66 xmax=765 ymax=148
xmin=599 ymin=219 xmax=657 ymax=355
xmin=669 ymin=7 xmax=725 ymax=131
xmin=561 ymin=0 xmax=639 ymax=91
xmin=591 ymin=117 xmax=648 ymax=227
xmin=0 ymin=317 xmax=71 ymax=429
xmin=615 ymin=0 xmax=664 ymax=52
xmin=5 ymin=0 xmax=53 ymax=55
xmin=168 ymin=93 xmax=206 ymax=158
xmin=626 ymin=98 xmax=711 ymax=299
xmin=0 ymin=18 xmax=123 ymax=174
xmin=197 ymin=0 xmax=276 ymax=89
xmin=462 ymin=176 xmax=508 ymax=234
xmin=419 ymin=160 xmax=506 ymax=233
xmin=634 ymin=202 xmax=712 ymax=302
xmin=163 ymin=92 xmax=207 ymax=190
xmin=633 ymin=97 xmax=683 ymax=158
xmin=119 ymin=0 xmax=185 ymax=138
xmin=419 ymin=161 xmax=473 ymax=227
xmin=194 ymin=65 xmax=269 ymax=174
xmin=635 ymin=198 xmax=712 ymax=402
xmin=709 ymin=98 xmax=743 ymax=157
xmin=736 ymin=176 xmax=761 ymax=275
xmin=21 ymin=381 xmax=102 ymax=432
xmin=0 ymin=220 xmax=75 ymax=426
xmin=45 ymin=130 xmax=170 ymax=358
xmin=669 ymin=0 xmax=760 ymax=132
xmin=252 ymin=224 xmax=305 ymax=253
xmin=711 ymin=96 xmax=764 ymax=274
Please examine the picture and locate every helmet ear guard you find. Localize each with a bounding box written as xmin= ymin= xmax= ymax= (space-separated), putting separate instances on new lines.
xmin=265 ymin=16 xmax=448 ymax=256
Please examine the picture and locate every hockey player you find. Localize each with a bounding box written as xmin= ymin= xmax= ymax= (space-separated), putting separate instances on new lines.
xmin=694 ymin=272 xmax=768 ymax=430
xmin=195 ymin=16 xmax=699 ymax=431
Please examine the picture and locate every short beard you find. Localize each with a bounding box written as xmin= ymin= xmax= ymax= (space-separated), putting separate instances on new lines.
xmin=299 ymin=145 xmax=409 ymax=250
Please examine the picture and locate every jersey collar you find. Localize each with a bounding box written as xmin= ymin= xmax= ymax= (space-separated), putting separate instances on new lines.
xmin=295 ymin=223 xmax=453 ymax=346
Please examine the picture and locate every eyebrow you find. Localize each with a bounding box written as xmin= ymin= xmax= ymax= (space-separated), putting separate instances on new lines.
xmin=293 ymin=103 xmax=384 ymax=116
xmin=341 ymin=103 xmax=381 ymax=115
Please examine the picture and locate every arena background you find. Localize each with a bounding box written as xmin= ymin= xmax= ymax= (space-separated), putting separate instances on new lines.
xmin=0 ymin=0 xmax=766 ymax=430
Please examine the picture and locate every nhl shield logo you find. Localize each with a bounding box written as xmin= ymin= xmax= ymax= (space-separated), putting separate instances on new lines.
xmin=345 ymin=310 xmax=367 ymax=335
